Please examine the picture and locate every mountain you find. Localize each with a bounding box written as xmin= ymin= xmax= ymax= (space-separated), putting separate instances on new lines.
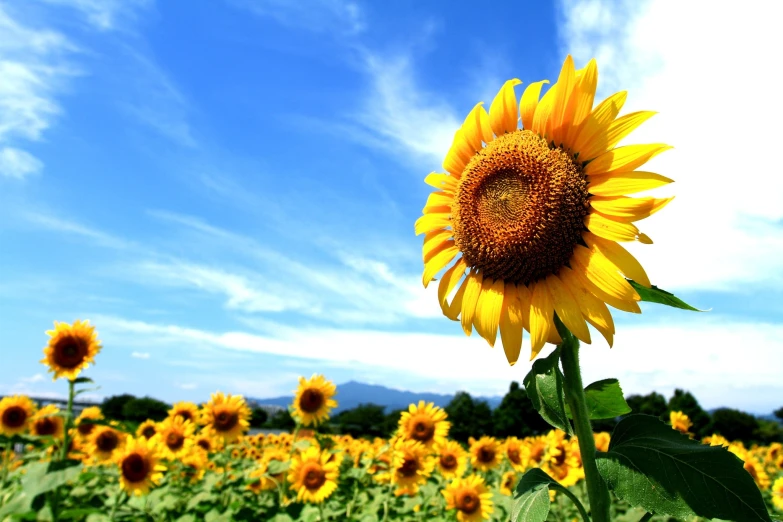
xmin=250 ymin=380 xmax=504 ymax=413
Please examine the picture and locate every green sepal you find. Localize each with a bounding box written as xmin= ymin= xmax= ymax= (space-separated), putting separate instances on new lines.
xmin=596 ymin=414 xmax=773 ymax=521
xmin=627 ymin=280 xmax=706 ymax=312
xmin=523 ymin=347 xmax=572 ymax=435
xmin=565 ymin=378 xmax=632 ymax=420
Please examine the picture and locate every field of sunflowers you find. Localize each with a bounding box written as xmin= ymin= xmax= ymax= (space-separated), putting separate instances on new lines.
xmin=0 ymin=320 xmax=781 ymax=521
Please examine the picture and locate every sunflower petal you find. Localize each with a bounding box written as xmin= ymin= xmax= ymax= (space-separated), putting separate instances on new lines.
xmin=590 ymin=196 xmax=674 ymax=222
xmin=445 ymin=276 xmax=468 ymax=321
xmin=531 ymin=83 xmax=557 ymax=138
xmin=587 ymin=171 xmax=673 ymax=196
xmin=584 ymin=144 xmax=672 ymax=176
xmin=423 ymin=191 xmax=454 ymax=213
xmin=571 ymin=91 xmax=627 ymax=155
xmin=439 ymin=258 xmax=467 ymax=312
xmin=529 ymin=279 xmax=554 ymax=359
xmin=516 ymin=283 xmax=532 ymax=332
xmin=569 ymin=260 xmax=641 ymax=314
xmin=584 ymin=212 xmax=647 ymax=243
xmin=519 ymin=80 xmax=550 ymax=131
xmin=499 ymin=282 xmax=524 ymax=366
xmin=489 ymin=79 xmax=522 ymax=137
xmin=578 ymin=111 xmax=658 ymax=162
xmin=564 ymin=59 xmax=597 ymax=148
xmin=424 ymin=173 xmax=458 ymax=193
xmin=423 ymin=245 xmax=457 ymax=287
xmin=559 ymin=266 xmax=615 ymax=346
xmin=583 ymin=232 xmax=650 ymax=288
xmin=423 ymin=229 xmax=452 ymax=261
xmin=550 ymin=55 xmax=576 ymax=147
xmin=571 ymin=245 xmax=640 ymax=302
xmin=546 ymin=273 xmax=591 ymax=344
xmin=414 ymin=213 xmax=450 ymax=236
xmin=474 ymin=278 xmax=505 ymax=347
xmin=461 ymin=271 xmax=484 ymax=336
xmin=462 ymin=103 xmax=494 ymax=152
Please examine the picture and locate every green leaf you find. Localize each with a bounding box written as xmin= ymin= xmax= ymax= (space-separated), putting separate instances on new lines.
xmin=511 ymin=470 xmax=551 ymax=522
xmin=265 ymin=459 xmax=290 ymax=475
xmin=565 ymin=379 xmax=631 ymax=420
xmin=522 ymin=347 xmax=572 ymax=434
xmin=596 ymin=414 xmax=773 ymax=522
xmin=627 ymin=280 xmax=706 ymax=312
xmin=71 ymin=377 xmax=94 ymax=384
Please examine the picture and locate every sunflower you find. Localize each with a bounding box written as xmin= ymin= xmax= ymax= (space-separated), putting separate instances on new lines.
xmin=154 ymin=416 xmax=195 ymax=461
xmin=416 ymin=55 xmax=673 ymax=363
xmin=287 ymin=446 xmax=339 ymax=503
xmin=442 ymin=475 xmax=494 ymax=522
xmin=195 ymin=432 xmax=220 ymax=454
xmin=88 ymin=425 xmax=125 ymax=463
xmin=390 ymin=438 xmax=435 ymax=496
xmin=593 ymin=432 xmax=611 ymax=453
xmin=469 ymin=436 xmax=502 ymax=472
xmin=292 ymin=374 xmax=338 ymax=426
xmin=0 ymin=395 xmax=36 ymax=436
xmin=526 ymin=436 xmax=548 ymax=468
xmin=500 ymin=470 xmax=518 ymax=496
xmin=435 ymin=440 xmax=468 ymax=479
xmin=772 ymin=477 xmax=783 ymax=512
xmin=669 ymin=411 xmax=693 ymax=435
xmin=30 ymin=404 xmax=64 ymax=439
xmin=115 ymin=436 xmax=166 ymax=496
xmin=169 ymin=401 xmax=201 ymax=425
xmin=542 ymin=431 xmax=583 ymax=487
xmin=75 ymin=406 xmax=103 ymax=438
xmin=41 ymin=319 xmax=102 ymax=380
xmin=202 ymin=392 xmax=251 ymax=443
xmin=136 ymin=420 xmax=158 ymax=440
xmin=397 ymin=401 xmax=450 ymax=449
xmin=502 ymin=437 xmax=528 ymax=472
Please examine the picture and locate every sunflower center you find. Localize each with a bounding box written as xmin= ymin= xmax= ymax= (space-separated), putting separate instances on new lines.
xmin=142 ymin=426 xmax=156 ymax=439
xmin=122 ymin=453 xmax=149 ymax=483
xmin=745 ymin=461 xmax=759 ymax=480
xmin=478 ymin=447 xmax=495 ymax=464
xmin=453 ymin=129 xmax=589 ymax=285
xmin=530 ymin=444 xmax=545 ymax=463
xmin=78 ymin=422 xmax=95 ymax=436
xmin=409 ymin=415 xmax=435 ymax=442
xmin=302 ymin=465 xmax=326 ymax=490
xmin=508 ymin=448 xmax=521 ymax=464
xmin=166 ymin=432 xmax=185 ymax=451
xmin=553 ymin=449 xmax=567 ymax=467
xmin=2 ymin=406 xmax=27 ymax=428
xmin=96 ymin=430 xmax=119 ymax=452
xmin=177 ymin=411 xmax=193 ymax=422
xmin=440 ymin=453 xmax=457 ymax=470
xmin=457 ymin=491 xmax=480 ymax=514
xmin=399 ymin=456 xmax=419 ymax=477
xmin=214 ymin=410 xmax=239 ymax=432
xmin=52 ymin=337 xmax=87 ymax=369
xmin=197 ymin=439 xmax=211 ymax=451
xmin=299 ymin=389 xmax=324 ymax=414
xmin=35 ymin=417 xmax=57 ymax=436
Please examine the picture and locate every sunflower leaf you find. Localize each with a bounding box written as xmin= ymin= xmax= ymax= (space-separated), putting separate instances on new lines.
xmin=71 ymin=377 xmax=94 ymax=384
xmin=522 ymin=347 xmax=572 ymax=435
xmin=596 ymin=414 xmax=773 ymax=522
xmin=511 ymin=469 xmax=550 ymax=522
xmin=565 ymin=378 xmax=631 ymax=420
xmin=627 ymin=280 xmax=706 ymax=312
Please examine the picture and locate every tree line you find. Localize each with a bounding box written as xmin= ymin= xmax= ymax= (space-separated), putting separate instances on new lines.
xmin=98 ymin=385 xmax=783 ymax=446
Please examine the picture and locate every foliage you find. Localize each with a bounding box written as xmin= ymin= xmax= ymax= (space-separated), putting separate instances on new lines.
xmin=121 ymin=397 xmax=171 ymax=423
xmin=332 ymin=403 xmax=387 ymax=438
xmin=708 ymin=407 xmax=761 ymax=444
xmin=101 ymin=394 xmax=137 ymax=421
xmin=264 ymin=409 xmax=296 ymax=430
xmin=666 ymin=389 xmax=711 ymax=438
xmin=625 ymin=392 xmax=667 ymax=419
xmin=444 ymin=391 xmax=493 ymax=443
xmin=492 ymin=382 xmax=550 ymax=438
xmin=249 ymin=407 xmax=269 ymax=429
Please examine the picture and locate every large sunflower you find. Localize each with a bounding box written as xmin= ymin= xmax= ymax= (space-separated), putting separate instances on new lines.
xmin=287 ymin=446 xmax=339 ymax=503
xmin=202 ymin=392 xmax=251 ymax=443
xmin=168 ymin=401 xmax=201 ymax=425
xmin=442 ymin=475 xmax=494 ymax=522
xmin=435 ymin=440 xmax=468 ymax=479
xmin=397 ymin=401 xmax=450 ymax=449
xmin=88 ymin=425 xmax=126 ymax=464
xmin=115 ymin=436 xmax=166 ymax=496
xmin=292 ymin=374 xmax=338 ymax=427
xmin=30 ymin=404 xmax=65 ymax=439
xmin=469 ymin=436 xmax=502 ymax=472
xmin=0 ymin=395 xmax=37 ymax=436
xmin=390 ymin=438 xmax=435 ymax=496
xmin=416 ymin=55 xmax=673 ymax=363
xmin=154 ymin=416 xmax=195 ymax=461
xmin=41 ymin=319 xmax=102 ymax=380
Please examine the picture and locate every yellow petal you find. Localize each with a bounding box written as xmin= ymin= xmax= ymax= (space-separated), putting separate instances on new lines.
xmin=584 ymin=144 xmax=672 ymax=176
xmin=585 ymin=212 xmax=647 ymax=243
xmin=474 ymin=278 xmax=505 ymax=347
xmin=460 ymin=271 xmax=484 ymax=336
xmin=546 ymin=273 xmax=591 ymax=344
xmin=587 ymin=171 xmax=673 ymax=197
xmin=422 ymin=191 xmax=454 ymax=214
xmin=445 ymin=275 xmax=468 ymax=321
xmin=550 ymin=55 xmax=576 ymax=147
xmin=571 ymin=245 xmax=640 ymax=303
xmin=583 ymin=232 xmax=651 ymax=288
xmin=571 ymin=91 xmax=627 ymax=156
xmin=424 ymin=173 xmax=458 ymax=193
xmin=499 ymin=282 xmax=524 ymax=366
xmin=415 ymin=213 xmax=450 ymax=236
xmin=578 ymin=111 xmax=657 ymax=162
xmin=438 ymin=258 xmax=467 ymax=315
xmin=564 ymin=59 xmax=597 ymax=148
xmin=489 ymin=79 xmax=522 ymax=137
xmin=422 ymin=246 xmax=458 ymax=287
xmin=443 ymin=147 xmax=467 ymax=178
xmin=528 ymin=279 xmax=554 ymax=359
xmin=519 ymin=80 xmax=549 ymax=131
xmin=531 ymin=83 xmax=557 ymax=138
xmin=558 ymin=266 xmax=615 ymax=346
xmin=516 ymin=283 xmax=532 ymax=332
xmin=462 ymin=103 xmax=494 ymax=152
xmin=568 ymin=260 xmax=641 ymax=314
xmin=423 ymin=229 xmax=452 ymax=262
xmin=590 ymin=196 xmax=674 ymax=222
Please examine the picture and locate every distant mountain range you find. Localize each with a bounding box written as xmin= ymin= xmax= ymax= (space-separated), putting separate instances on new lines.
xmin=249 ymin=381 xmax=504 ymax=413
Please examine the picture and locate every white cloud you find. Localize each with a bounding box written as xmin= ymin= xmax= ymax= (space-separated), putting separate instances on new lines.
xmin=22 ymin=211 xmax=135 ymax=250
xmin=230 ymin=0 xmax=365 ymax=35
xmin=557 ymin=0 xmax=783 ymax=291
xmin=94 ymin=313 xmax=783 ymax=414
xmin=131 ymin=351 xmax=150 ymax=359
xmin=20 ymin=374 xmax=46 ymax=383
xmin=36 ymin=0 xmax=152 ymax=32
xmin=178 ymin=383 xmax=197 ymax=390
xmin=0 ymin=146 xmax=43 ymax=178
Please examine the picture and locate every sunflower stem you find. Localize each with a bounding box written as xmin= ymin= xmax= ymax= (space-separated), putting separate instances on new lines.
xmin=0 ymin=441 xmax=10 ymax=493
xmin=556 ymin=317 xmax=611 ymax=522
xmin=59 ymin=379 xmax=76 ymax=462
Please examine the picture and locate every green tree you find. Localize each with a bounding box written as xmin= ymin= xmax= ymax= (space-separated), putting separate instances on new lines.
xmin=445 ymin=392 xmax=493 ymax=443
xmin=774 ymin=406 xmax=783 ymax=423
xmin=492 ymin=381 xmax=550 ymax=437
xmin=707 ymin=408 xmax=759 ymax=444
xmin=121 ymin=397 xmax=170 ymax=423
xmin=333 ymin=404 xmax=387 ymax=438
xmin=101 ymin=394 xmax=136 ymax=421
xmin=382 ymin=409 xmax=406 ymax=438
xmin=625 ymin=392 xmax=667 ymax=419
xmin=265 ymin=409 xmax=296 ymax=430
xmin=249 ymin=407 xmax=269 ymax=429
xmin=667 ymin=389 xmax=711 ymax=437
xmin=754 ymin=419 xmax=783 ymax=444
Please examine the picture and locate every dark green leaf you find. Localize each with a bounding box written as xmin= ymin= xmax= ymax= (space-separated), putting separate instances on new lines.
xmin=511 ymin=470 xmax=552 ymax=522
xmin=71 ymin=377 xmax=94 ymax=384
xmin=565 ymin=379 xmax=631 ymax=420
xmin=47 ymin=459 xmax=81 ymax=472
xmin=522 ymin=347 xmax=572 ymax=434
xmin=596 ymin=414 xmax=772 ymax=521
xmin=628 ymin=280 xmax=706 ymax=312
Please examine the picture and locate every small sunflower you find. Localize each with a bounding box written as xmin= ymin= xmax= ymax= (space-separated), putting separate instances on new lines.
xmin=669 ymin=411 xmax=693 ymax=435
xmin=88 ymin=425 xmax=125 ymax=463
xmin=115 ymin=436 xmax=166 ymax=496
xmin=502 ymin=437 xmax=528 ymax=472
xmin=41 ymin=319 xmax=102 ymax=380
xmin=202 ymin=392 xmax=251 ymax=442
xmin=469 ymin=436 xmax=502 ymax=472
xmin=542 ymin=431 xmax=583 ymax=487
xmin=0 ymin=395 xmax=37 ymax=436
xmin=442 ymin=475 xmax=494 ymax=522
xmin=500 ymin=470 xmax=518 ymax=496
xmin=75 ymin=406 xmax=103 ymax=438
xmin=154 ymin=416 xmax=195 ymax=461
xmin=292 ymin=374 xmax=337 ymax=427
xmin=435 ymin=440 xmax=468 ymax=479
xmin=136 ymin=420 xmax=158 ymax=440
xmin=30 ymin=404 xmax=64 ymax=439
xmin=390 ymin=438 xmax=435 ymax=496
xmin=287 ymin=446 xmax=339 ymax=503
xmin=526 ymin=436 xmax=548 ymax=467
xmin=169 ymin=401 xmax=201 ymax=425
xmin=416 ymin=55 xmax=674 ymax=363
xmin=593 ymin=432 xmax=611 ymax=453
xmin=772 ymin=477 xmax=783 ymax=512
xmin=195 ymin=432 xmax=220 ymax=454
xmin=397 ymin=401 xmax=450 ymax=449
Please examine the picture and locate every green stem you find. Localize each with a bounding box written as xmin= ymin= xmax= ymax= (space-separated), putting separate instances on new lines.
xmin=557 ymin=318 xmax=611 ymax=522
xmin=318 ymin=502 xmax=326 ymax=521
xmin=109 ymin=490 xmax=125 ymax=521
xmin=0 ymin=441 xmax=10 ymax=489
xmin=51 ymin=379 xmax=76 ymax=522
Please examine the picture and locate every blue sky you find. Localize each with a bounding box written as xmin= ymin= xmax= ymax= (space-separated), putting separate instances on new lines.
xmin=1 ymin=0 xmax=782 ymax=414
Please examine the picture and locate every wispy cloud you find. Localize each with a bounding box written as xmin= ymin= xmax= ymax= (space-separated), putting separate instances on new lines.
xmin=22 ymin=210 xmax=136 ymax=250
xmin=0 ymin=147 xmax=43 ymax=179
xmin=229 ymin=0 xmax=366 ymax=36
xmin=557 ymin=0 xmax=783 ymax=291
xmin=36 ymin=0 xmax=153 ymax=32
xmin=131 ymin=351 xmax=150 ymax=359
